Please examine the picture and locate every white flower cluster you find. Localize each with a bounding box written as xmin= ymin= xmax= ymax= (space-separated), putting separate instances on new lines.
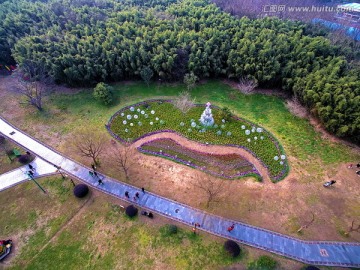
xmin=120 ymin=105 xmax=161 ymax=132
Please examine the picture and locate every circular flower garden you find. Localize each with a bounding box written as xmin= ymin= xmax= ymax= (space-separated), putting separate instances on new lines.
xmin=107 ymin=100 xmax=288 ymax=182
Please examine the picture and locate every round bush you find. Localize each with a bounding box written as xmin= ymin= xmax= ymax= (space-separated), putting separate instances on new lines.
xmin=166 ymin=224 xmax=178 ymax=235
xmin=224 ymin=240 xmax=241 ymax=258
xmin=125 ymin=205 xmax=138 ymax=217
xmin=18 ymin=155 xmax=31 ymax=164
xmin=73 ymin=184 xmax=89 ymax=198
xmin=305 ymin=267 xmax=320 ymax=270
xmin=248 ymin=255 xmax=277 ymax=270
xmin=93 ymin=82 xmax=113 ymax=105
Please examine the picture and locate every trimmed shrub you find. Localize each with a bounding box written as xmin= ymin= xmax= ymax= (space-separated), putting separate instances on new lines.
xmin=125 ymin=205 xmax=138 ymax=217
xmin=18 ymin=154 xmax=31 ymax=164
xmin=305 ymin=266 xmax=320 ymax=270
xmin=73 ymin=184 xmax=89 ymax=198
xmin=224 ymin=240 xmax=241 ymax=258
xmin=166 ymin=224 xmax=178 ymax=235
xmin=93 ymin=82 xmax=113 ymax=105
xmin=248 ymin=255 xmax=278 ymax=270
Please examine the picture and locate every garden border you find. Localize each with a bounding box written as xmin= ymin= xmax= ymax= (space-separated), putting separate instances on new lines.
xmin=106 ymin=99 xmax=289 ymax=181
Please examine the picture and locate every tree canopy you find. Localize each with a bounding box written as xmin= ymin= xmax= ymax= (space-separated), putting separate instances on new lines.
xmin=0 ymin=0 xmax=359 ymax=142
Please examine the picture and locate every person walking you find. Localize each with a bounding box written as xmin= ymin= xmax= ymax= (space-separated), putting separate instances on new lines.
xmin=28 ymin=164 xmax=35 ymax=171
xmin=227 ymin=224 xmax=235 ymax=232
xmin=135 ymin=192 xmax=140 ymax=198
xmin=91 ymin=164 xmax=96 ymax=171
xmin=94 ymin=171 xmax=98 ymax=177
xmin=141 ymin=187 xmax=145 ymax=193
xmin=125 ymin=191 xmax=129 ymax=198
xmin=89 ymin=171 xmax=94 ymax=177
xmin=98 ymin=179 xmax=103 ymax=185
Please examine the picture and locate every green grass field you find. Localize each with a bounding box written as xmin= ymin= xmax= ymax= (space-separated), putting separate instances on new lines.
xmin=45 ymin=80 xmax=358 ymax=165
xmin=0 ymin=177 xmax=248 ymax=270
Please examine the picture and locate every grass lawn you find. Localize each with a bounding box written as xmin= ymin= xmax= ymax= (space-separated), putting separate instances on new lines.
xmin=0 ymin=177 xmax=305 ymax=270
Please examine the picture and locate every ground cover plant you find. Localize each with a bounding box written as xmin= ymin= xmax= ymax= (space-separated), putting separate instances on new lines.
xmin=108 ymin=100 xmax=288 ymax=181
xmin=138 ymin=138 xmax=257 ymax=179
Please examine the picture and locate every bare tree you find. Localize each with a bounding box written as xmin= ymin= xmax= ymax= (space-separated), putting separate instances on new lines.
xmin=237 ymin=77 xmax=258 ymax=95
xmin=345 ymin=220 xmax=360 ymax=236
xmin=193 ymin=173 xmax=226 ymax=208
xmin=112 ymin=142 xmax=134 ymax=180
xmin=73 ymin=129 xmax=105 ymax=166
xmin=16 ymin=62 xmax=51 ymax=111
xmin=173 ymin=91 xmax=195 ymax=114
xmin=297 ymin=212 xmax=315 ymax=233
xmin=286 ymin=95 xmax=308 ymax=119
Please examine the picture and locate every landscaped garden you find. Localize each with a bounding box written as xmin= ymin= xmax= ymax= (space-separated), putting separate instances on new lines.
xmin=108 ymin=100 xmax=288 ymax=181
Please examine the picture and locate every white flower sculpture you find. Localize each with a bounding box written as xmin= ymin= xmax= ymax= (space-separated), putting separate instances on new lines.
xmin=199 ymin=102 xmax=215 ymax=127
xmin=134 ymin=115 xmax=138 ymax=119
xmin=151 ymin=110 xmax=155 ymax=114
xmin=257 ymin=127 xmax=263 ymax=133
xmin=241 ymin=125 xmax=246 ymax=129
xmin=130 ymin=123 xmax=134 ymax=126
xmin=130 ymin=107 xmax=135 ymax=112
xmin=155 ymin=117 xmax=159 ymax=121
xmin=121 ymin=113 xmax=125 ymax=117
xmin=127 ymin=115 xmax=132 ymax=120
xmin=141 ymin=110 xmax=145 ymax=115
xmin=281 ymin=155 xmax=286 ymax=160
xmin=274 ymin=156 xmax=279 ymax=161
xmin=123 ymin=120 xmax=127 ymax=125
xmin=191 ymin=122 xmax=197 ymax=128
xmin=150 ymin=122 xmax=153 ymax=125
xmin=245 ymin=130 xmax=250 ymax=135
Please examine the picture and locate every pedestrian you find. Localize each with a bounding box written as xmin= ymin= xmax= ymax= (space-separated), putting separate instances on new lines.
xmin=125 ymin=191 xmax=129 ymax=198
xmin=26 ymin=151 xmax=31 ymax=155
xmin=357 ymin=163 xmax=360 ymax=168
xmin=227 ymin=224 xmax=235 ymax=232
xmin=348 ymin=164 xmax=353 ymax=169
xmin=98 ymin=179 xmax=103 ymax=185
xmin=89 ymin=171 xmax=94 ymax=177
xmin=356 ymin=170 xmax=360 ymax=175
xmin=192 ymin=227 xmax=196 ymax=234
xmin=141 ymin=187 xmax=145 ymax=193
xmin=148 ymin=212 xmax=153 ymax=218
xmin=133 ymin=196 xmax=137 ymax=201
xmin=28 ymin=164 xmax=35 ymax=171
xmin=91 ymin=164 xmax=96 ymax=171
xmin=330 ymin=180 xmax=336 ymax=185
xmin=135 ymin=192 xmax=140 ymax=198
xmin=28 ymin=170 xmax=34 ymax=177
xmin=94 ymin=171 xmax=98 ymax=177
xmin=195 ymin=222 xmax=201 ymax=228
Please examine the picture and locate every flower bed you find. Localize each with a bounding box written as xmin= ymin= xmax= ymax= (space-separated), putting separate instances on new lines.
xmin=108 ymin=100 xmax=288 ymax=181
xmin=138 ymin=138 xmax=258 ymax=179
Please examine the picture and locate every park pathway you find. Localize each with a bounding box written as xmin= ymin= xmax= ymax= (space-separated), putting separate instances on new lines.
xmin=0 ymin=157 xmax=57 ymax=191
xmin=0 ymin=117 xmax=359 ymax=268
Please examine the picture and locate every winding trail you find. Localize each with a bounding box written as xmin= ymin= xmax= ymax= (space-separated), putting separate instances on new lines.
xmin=0 ymin=117 xmax=359 ymax=268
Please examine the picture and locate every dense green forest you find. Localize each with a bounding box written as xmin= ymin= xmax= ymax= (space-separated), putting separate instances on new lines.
xmin=0 ymin=0 xmax=359 ymax=143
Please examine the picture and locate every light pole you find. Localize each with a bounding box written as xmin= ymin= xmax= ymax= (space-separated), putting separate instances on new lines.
xmin=27 ymin=172 xmax=46 ymax=194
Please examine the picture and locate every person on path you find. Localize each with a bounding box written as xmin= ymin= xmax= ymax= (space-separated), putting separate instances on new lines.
xmin=133 ymin=196 xmax=137 ymax=201
xmin=227 ymin=224 xmax=235 ymax=232
xmin=192 ymin=227 xmax=196 ymax=234
xmin=91 ymin=164 xmax=96 ymax=171
xmin=94 ymin=171 xmax=98 ymax=177
xmin=125 ymin=191 xmax=129 ymax=198
xmin=141 ymin=187 xmax=145 ymax=193
xmin=357 ymin=163 xmax=360 ymax=168
xmin=28 ymin=164 xmax=35 ymax=171
xmin=28 ymin=170 xmax=34 ymax=177
xmin=98 ymin=179 xmax=103 ymax=185
xmin=356 ymin=170 xmax=360 ymax=176
xmin=348 ymin=164 xmax=353 ymax=169
xmin=135 ymin=192 xmax=140 ymax=198
xmin=89 ymin=171 xmax=94 ymax=177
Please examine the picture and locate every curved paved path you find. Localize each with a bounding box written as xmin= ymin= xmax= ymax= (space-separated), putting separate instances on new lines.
xmin=0 ymin=117 xmax=359 ymax=268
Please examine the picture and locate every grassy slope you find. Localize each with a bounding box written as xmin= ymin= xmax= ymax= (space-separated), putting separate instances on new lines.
xmin=0 ymin=177 xmax=247 ymax=270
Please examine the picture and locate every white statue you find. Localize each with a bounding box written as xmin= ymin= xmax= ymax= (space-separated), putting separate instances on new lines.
xmin=200 ymin=102 xmax=214 ymax=127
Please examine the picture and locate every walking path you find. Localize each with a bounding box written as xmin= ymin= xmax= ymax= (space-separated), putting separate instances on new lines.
xmin=0 ymin=157 xmax=57 ymax=191
xmin=0 ymin=117 xmax=359 ymax=268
